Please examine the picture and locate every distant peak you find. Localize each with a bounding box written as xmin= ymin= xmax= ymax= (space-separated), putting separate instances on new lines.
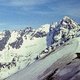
xmin=63 ymin=16 xmax=71 ymax=20
xmin=60 ymin=16 xmax=77 ymax=26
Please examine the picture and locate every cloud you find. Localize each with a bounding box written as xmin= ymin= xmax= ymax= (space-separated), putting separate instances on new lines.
xmin=0 ymin=0 xmax=50 ymax=7
xmin=8 ymin=0 xmax=80 ymax=18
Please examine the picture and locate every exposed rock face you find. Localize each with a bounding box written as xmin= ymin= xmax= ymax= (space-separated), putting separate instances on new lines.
xmin=9 ymin=37 xmax=23 ymax=49
xmin=51 ymin=59 xmax=80 ymax=80
xmin=41 ymin=53 xmax=80 ymax=80
xmin=34 ymin=31 xmax=47 ymax=38
xmin=0 ymin=30 xmax=11 ymax=51
xmin=19 ymin=27 xmax=33 ymax=36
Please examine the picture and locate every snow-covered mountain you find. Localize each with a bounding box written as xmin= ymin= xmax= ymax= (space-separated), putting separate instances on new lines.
xmin=0 ymin=24 xmax=50 ymax=80
xmin=0 ymin=16 xmax=80 ymax=80
xmin=47 ymin=16 xmax=80 ymax=47
xmin=0 ymin=24 xmax=50 ymax=50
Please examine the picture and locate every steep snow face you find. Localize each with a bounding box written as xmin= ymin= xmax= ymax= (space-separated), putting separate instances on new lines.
xmin=33 ymin=24 xmax=50 ymax=38
xmin=47 ymin=16 xmax=80 ymax=47
xmin=38 ymin=24 xmax=50 ymax=33
xmin=9 ymin=31 xmax=21 ymax=43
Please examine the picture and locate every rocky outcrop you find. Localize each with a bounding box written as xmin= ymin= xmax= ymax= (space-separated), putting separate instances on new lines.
xmin=0 ymin=30 xmax=11 ymax=51
xmin=40 ymin=53 xmax=80 ymax=80
xmin=19 ymin=27 xmax=33 ymax=36
xmin=34 ymin=31 xmax=47 ymax=38
xmin=9 ymin=37 xmax=23 ymax=49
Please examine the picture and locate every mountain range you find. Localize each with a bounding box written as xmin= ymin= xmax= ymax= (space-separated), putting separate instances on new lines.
xmin=0 ymin=16 xmax=80 ymax=80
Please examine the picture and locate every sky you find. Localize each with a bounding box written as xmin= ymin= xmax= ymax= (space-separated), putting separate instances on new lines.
xmin=0 ymin=0 xmax=80 ymax=30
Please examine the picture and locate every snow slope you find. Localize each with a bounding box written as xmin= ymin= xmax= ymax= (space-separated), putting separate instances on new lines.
xmin=0 ymin=37 xmax=47 ymax=80
xmin=5 ymin=37 xmax=80 ymax=80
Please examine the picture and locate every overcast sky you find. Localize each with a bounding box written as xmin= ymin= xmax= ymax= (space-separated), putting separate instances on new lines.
xmin=0 ymin=0 xmax=80 ymax=30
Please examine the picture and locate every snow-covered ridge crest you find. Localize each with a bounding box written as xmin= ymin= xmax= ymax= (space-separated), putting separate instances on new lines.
xmin=0 ymin=24 xmax=50 ymax=51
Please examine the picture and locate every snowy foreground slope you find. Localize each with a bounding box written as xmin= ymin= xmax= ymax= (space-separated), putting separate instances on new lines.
xmin=5 ymin=37 xmax=80 ymax=80
xmin=0 ymin=16 xmax=80 ymax=80
xmin=41 ymin=39 xmax=80 ymax=80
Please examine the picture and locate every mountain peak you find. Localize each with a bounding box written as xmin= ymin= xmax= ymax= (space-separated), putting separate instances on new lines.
xmin=61 ymin=16 xmax=72 ymax=24
xmin=59 ymin=16 xmax=78 ymax=28
xmin=63 ymin=16 xmax=71 ymax=20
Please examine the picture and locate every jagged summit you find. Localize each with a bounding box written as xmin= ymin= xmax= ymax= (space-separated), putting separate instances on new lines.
xmin=47 ymin=16 xmax=80 ymax=47
xmin=63 ymin=16 xmax=71 ymax=20
xmin=60 ymin=16 xmax=78 ymax=29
